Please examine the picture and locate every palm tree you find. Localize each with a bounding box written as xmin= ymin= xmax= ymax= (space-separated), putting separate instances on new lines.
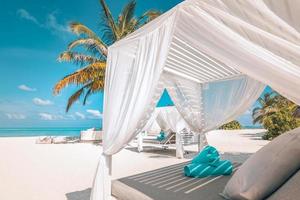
xmin=54 ymin=0 xmax=160 ymax=112
xmin=252 ymin=92 xmax=278 ymax=124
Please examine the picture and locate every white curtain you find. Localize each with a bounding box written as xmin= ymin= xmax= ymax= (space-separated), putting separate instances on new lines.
xmin=172 ymin=0 xmax=300 ymax=104
xmin=202 ymin=76 xmax=265 ymax=131
xmin=164 ymin=74 xmax=204 ymax=133
xmin=165 ymin=73 xmax=265 ymax=140
xmin=90 ymin=10 xmax=177 ymax=200
xmin=156 ymin=106 xmax=187 ymax=158
xmin=142 ymin=108 xmax=161 ymax=135
xmin=156 ymin=106 xmax=188 ymax=133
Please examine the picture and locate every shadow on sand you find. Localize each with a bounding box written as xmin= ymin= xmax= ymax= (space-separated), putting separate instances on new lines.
xmin=239 ymin=131 xmax=267 ymax=141
xmin=66 ymin=188 xmax=91 ymax=200
xmin=125 ymin=145 xmax=177 ymax=158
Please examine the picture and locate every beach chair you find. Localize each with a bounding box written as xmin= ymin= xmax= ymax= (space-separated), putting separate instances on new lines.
xmin=142 ymin=131 xmax=176 ymax=150
xmin=36 ymin=136 xmax=53 ymax=144
xmin=80 ymin=128 xmax=102 ymax=142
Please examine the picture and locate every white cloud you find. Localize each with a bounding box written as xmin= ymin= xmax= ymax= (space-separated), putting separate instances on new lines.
xmin=18 ymin=84 xmax=36 ymax=92
xmin=39 ymin=113 xmax=63 ymax=120
xmin=16 ymin=9 xmax=70 ymax=38
xmin=86 ymin=109 xmax=102 ymax=119
xmin=45 ymin=13 xmax=70 ymax=35
xmin=67 ymin=115 xmax=76 ymax=120
xmin=33 ymin=98 xmax=53 ymax=106
xmin=16 ymin=9 xmax=39 ymax=25
xmin=6 ymin=113 xmax=26 ymax=120
xmin=75 ymin=112 xmax=85 ymax=119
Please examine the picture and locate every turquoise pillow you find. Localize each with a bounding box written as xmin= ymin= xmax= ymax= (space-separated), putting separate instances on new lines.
xmin=191 ymin=145 xmax=220 ymax=164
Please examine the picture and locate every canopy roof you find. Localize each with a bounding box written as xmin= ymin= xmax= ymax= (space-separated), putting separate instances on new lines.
xmin=92 ymin=1 xmax=300 ymax=199
xmin=108 ymin=0 xmax=300 ymax=100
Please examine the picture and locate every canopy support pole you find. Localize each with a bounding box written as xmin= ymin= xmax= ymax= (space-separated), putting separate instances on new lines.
xmin=176 ymin=132 xmax=184 ymax=158
xmin=137 ymin=132 xmax=144 ymax=152
xmin=198 ymin=133 xmax=208 ymax=152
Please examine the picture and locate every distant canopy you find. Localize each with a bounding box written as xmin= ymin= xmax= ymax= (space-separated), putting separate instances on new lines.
xmin=92 ymin=0 xmax=300 ymax=199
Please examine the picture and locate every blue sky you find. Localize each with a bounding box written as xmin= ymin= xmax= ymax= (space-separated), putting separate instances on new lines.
xmin=0 ymin=0 xmax=269 ymax=128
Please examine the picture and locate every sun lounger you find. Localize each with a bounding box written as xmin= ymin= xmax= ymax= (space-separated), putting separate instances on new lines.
xmin=36 ymin=136 xmax=53 ymax=144
xmin=80 ymin=129 xmax=102 ymax=142
xmin=142 ymin=131 xmax=176 ymax=148
xmin=52 ymin=136 xmax=68 ymax=144
xmin=112 ymin=161 xmax=241 ymax=200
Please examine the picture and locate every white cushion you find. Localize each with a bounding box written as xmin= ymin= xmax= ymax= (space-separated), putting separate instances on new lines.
xmin=267 ymin=170 xmax=300 ymax=200
xmin=223 ymin=127 xmax=300 ymax=200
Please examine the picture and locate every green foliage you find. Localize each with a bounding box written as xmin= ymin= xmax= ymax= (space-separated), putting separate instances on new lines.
xmin=219 ymin=120 xmax=242 ymax=130
xmin=252 ymin=92 xmax=300 ymax=140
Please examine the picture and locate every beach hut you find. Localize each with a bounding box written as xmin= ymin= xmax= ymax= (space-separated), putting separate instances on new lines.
xmin=91 ymin=0 xmax=300 ymax=199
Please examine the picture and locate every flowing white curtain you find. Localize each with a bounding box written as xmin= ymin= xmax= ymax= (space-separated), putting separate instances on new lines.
xmin=165 ymin=73 xmax=265 ymax=143
xmin=90 ymin=11 xmax=177 ymax=200
xmin=156 ymin=107 xmax=188 ymax=158
xmin=202 ymin=76 xmax=265 ymax=131
xmin=142 ymin=108 xmax=161 ymax=134
xmin=156 ymin=106 xmax=188 ymax=133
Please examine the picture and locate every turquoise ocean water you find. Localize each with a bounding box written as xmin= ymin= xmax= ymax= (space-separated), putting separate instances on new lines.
xmin=0 ymin=127 xmax=100 ymax=137
xmin=0 ymin=126 xmax=261 ymax=137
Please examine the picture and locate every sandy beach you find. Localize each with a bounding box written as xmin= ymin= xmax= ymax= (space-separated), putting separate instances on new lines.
xmin=0 ymin=129 xmax=268 ymax=200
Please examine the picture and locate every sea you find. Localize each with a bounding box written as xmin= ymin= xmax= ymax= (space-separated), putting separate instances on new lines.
xmin=0 ymin=127 xmax=101 ymax=137
xmin=0 ymin=125 xmax=261 ymax=137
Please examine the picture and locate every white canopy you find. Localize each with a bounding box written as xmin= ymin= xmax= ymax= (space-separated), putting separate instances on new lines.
xmin=139 ymin=106 xmax=188 ymax=158
xmin=143 ymin=106 xmax=190 ymax=134
xmin=91 ymin=0 xmax=300 ymax=199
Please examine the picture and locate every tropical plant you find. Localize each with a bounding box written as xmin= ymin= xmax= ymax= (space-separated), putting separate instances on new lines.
xmin=262 ymin=106 xmax=300 ymax=140
xmin=252 ymin=92 xmax=278 ymax=124
xmin=53 ymin=0 xmax=160 ymax=112
xmin=219 ymin=120 xmax=242 ymax=130
xmin=252 ymin=92 xmax=300 ymax=140
xmin=293 ymin=106 xmax=300 ymax=118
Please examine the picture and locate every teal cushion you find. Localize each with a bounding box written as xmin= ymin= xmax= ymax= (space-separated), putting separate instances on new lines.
xmin=156 ymin=132 xmax=166 ymax=141
xmin=191 ymin=145 xmax=220 ymax=164
xmin=184 ymin=160 xmax=233 ymax=178
xmin=184 ymin=145 xmax=232 ymax=178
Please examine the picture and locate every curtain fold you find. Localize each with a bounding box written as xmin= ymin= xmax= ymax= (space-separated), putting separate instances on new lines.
xmin=156 ymin=107 xmax=187 ymax=158
xmin=142 ymin=108 xmax=161 ymax=135
xmin=202 ymin=76 xmax=265 ymax=131
xmin=91 ymin=10 xmax=177 ymax=200
xmin=165 ymin=73 xmax=265 ymax=141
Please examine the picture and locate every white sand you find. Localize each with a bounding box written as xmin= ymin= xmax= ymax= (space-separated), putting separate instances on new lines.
xmin=0 ymin=129 xmax=268 ymax=200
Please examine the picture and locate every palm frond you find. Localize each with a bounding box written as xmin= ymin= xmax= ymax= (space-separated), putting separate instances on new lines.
xmin=99 ymin=0 xmax=118 ymax=41
xmin=253 ymin=115 xmax=263 ymax=124
xmin=58 ymin=51 xmax=101 ymax=66
xmin=83 ymin=88 xmax=93 ymax=105
xmin=53 ymin=62 xmax=106 ymax=95
xmin=68 ymin=38 xmax=108 ymax=57
xmin=66 ymin=83 xmax=93 ymax=112
xmin=70 ymin=22 xmax=98 ymax=38
xmin=136 ymin=10 xmax=161 ymax=26
xmin=119 ymin=0 xmax=136 ymax=34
